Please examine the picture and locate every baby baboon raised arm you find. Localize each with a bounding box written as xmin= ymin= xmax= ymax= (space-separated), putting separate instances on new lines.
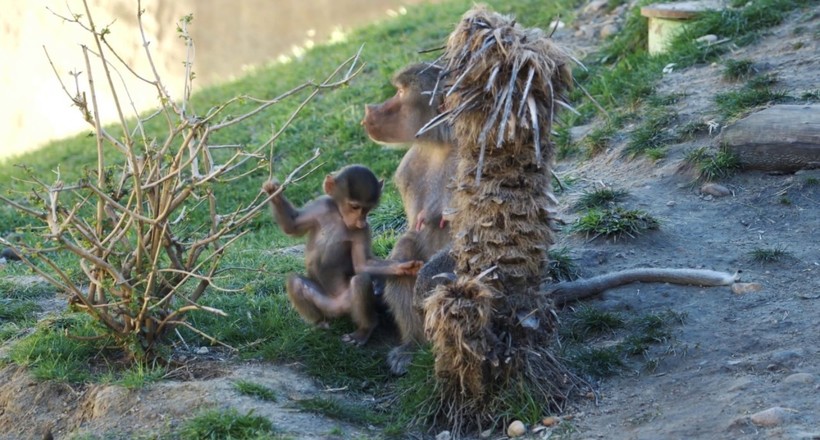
xmin=263 ymin=164 xmax=422 ymax=346
xmin=363 ymin=63 xmax=457 ymax=373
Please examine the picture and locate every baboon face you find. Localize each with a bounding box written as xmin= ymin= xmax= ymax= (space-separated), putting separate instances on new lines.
xmin=362 ymin=64 xmax=444 ymax=145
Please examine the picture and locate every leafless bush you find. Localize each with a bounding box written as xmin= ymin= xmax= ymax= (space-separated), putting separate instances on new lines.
xmin=0 ymin=0 xmax=362 ymax=360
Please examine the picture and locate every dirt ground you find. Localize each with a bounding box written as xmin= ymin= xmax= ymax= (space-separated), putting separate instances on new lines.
xmin=1 ymin=2 xmax=818 ymax=440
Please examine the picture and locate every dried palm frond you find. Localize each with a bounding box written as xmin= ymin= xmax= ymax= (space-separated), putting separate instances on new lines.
xmin=423 ymin=278 xmax=497 ymax=398
xmin=440 ymin=5 xmax=574 ymax=184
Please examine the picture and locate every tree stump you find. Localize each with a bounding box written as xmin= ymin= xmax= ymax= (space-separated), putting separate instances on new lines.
xmin=719 ymin=104 xmax=820 ymax=172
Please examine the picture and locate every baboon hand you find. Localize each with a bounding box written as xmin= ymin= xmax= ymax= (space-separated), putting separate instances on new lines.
xmin=262 ymin=180 xmax=281 ymax=198
xmin=415 ymin=209 xmax=447 ymax=231
xmin=396 ymin=260 xmax=424 ymax=276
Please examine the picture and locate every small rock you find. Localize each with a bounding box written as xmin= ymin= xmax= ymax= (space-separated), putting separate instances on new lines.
xmin=435 ymin=430 xmax=451 ymax=440
xmin=584 ymin=0 xmax=609 ymax=14
xmin=507 ymin=420 xmax=526 ymax=438
xmin=703 ymin=194 xmax=714 ymax=201
xmin=696 ymin=34 xmax=719 ymax=44
xmin=770 ymin=349 xmax=805 ymax=368
xmin=542 ymin=416 xmax=559 ymax=427
xmin=783 ymin=373 xmax=815 ymax=384
xmin=701 ymin=183 xmax=732 ymax=197
xmin=549 ymin=20 xmax=566 ymax=30
xmin=666 ymin=200 xmax=677 ymax=207
xmin=731 ymin=283 xmax=763 ymax=294
xmin=750 ymin=407 xmax=791 ymax=427
xmin=195 ymin=346 xmax=210 ymax=355
xmin=599 ymin=24 xmax=619 ymax=39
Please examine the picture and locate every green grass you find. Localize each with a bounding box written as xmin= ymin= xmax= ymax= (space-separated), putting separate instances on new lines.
xmin=234 ymin=380 xmax=278 ymax=402
xmin=0 ymin=277 xmax=55 ymax=300
xmin=178 ymin=408 xmax=278 ymax=440
xmin=573 ymin=188 xmax=629 ymax=211
xmin=568 ymin=346 xmax=625 ymax=378
xmin=108 ymin=363 xmax=167 ymax=389
xmin=0 ymin=0 xmax=812 ymax=435
xmin=571 ymin=207 xmax=660 ymax=240
xmin=7 ymin=314 xmax=112 ymax=382
xmin=583 ymin=123 xmax=619 ymax=157
xmin=563 ymin=309 xmax=686 ymax=378
xmin=715 ymin=80 xmax=789 ymax=120
xmin=0 ymin=299 xmax=40 ymax=322
xmin=293 ymin=397 xmax=386 ymax=426
xmin=749 ymin=246 xmax=792 ymax=263
xmin=184 ymin=292 xmax=389 ymax=391
xmin=562 ymin=305 xmax=625 ymax=341
xmin=722 ymin=59 xmax=756 ymax=81
xmin=688 ymin=148 xmax=740 ymax=181
xmin=625 ymin=110 xmax=678 ymax=157
xmin=548 ymin=247 xmax=580 ymax=282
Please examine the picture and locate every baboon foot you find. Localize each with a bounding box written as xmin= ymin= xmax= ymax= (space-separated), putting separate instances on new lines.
xmin=341 ymin=327 xmax=374 ymax=346
xmin=387 ymin=345 xmax=414 ymax=375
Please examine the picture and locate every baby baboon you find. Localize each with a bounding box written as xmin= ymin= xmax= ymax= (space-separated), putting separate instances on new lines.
xmin=363 ymin=63 xmax=457 ymax=373
xmin=263 ymin=164 xmax=422 ymax=346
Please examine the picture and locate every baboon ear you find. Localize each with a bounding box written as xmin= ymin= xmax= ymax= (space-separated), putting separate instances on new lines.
xmin=323 ymin=174 xmax=336 ymax=195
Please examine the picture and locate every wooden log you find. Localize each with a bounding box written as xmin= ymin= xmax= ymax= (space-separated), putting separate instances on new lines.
xmin=719 ymin=104 xmax=820 ymax=172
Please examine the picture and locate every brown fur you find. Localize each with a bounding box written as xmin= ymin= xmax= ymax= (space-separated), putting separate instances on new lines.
xmin=362 ymin=63 xmax=457 ymax=373
xmin=263 ymin=165 xmax=422 ymax=346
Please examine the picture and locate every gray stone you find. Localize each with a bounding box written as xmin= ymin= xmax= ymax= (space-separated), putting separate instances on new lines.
xmin=584 ymin=0 xmax=609 ymax=14
xmin=782 ymin=372 xmax=816 ymax=384
xmin=750 ymin=407 xmax=790 ymax=427
xmin=701 ymin=183 xmax=732 ymax=197
xmin=599 ymin=24 xmax=619 ymax=39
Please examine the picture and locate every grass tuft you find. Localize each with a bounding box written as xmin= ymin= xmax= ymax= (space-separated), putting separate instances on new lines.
xmin=563 ymin=305 xmax=625 ymax=341
xmin=571 ymin=207 xmax=660 ymax=240
xmin=697 ymin=149 xmax=741 ymax=181
xmin=0 ymin=299 xmax=40 ymax=322
xmin=548 ymin=247 xmax=580 ymax=282
xmin=179 ymin=408 xmax=276 ymax=440
xmin=749 ymin=246 xmax=792 ymax=263
xmin=569 ymin=347 xmax=625 ymax=378
xmin=722 ymin=59 xmax=756 ymax=81
xmin=8 ymin=314 xmax=111 ymax=382
xmin=625 ymin=110 xmax=677 ymax=157
xmin=234 ymin=380 xmax=278 ymax=402
xmin=715 ymin=80 xmax=789 ymax=120
xmin=293 ymin=397 xmax=386 ymax=426
xmin=583 ymin=123 xmax=619 ymax=157
xmin=573 ymin=188 xmax=629 ymax=211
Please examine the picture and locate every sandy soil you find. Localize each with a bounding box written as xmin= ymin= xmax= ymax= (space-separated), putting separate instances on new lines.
xmin=0 ymin=2 xmax=818 ymax=440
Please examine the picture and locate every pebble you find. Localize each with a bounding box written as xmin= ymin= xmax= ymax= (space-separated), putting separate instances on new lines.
xmin=703 ymin=194 xmax=714 ymax=201
xmin=750 ymin=407 xmax=790 ymax=427
xmin=701 ymin=183 xmax=732 ymax=197
xmin=666 ymin=200 xmax=676 ymax=207
xmin=507 ymin=420 xmax=526 ymax=438
xmin=584 ymin=0 xmax=609 ymax=14
xmin=195 ymin=346 xmax=210 ymax=354
xmin=435 ymin=430 xmax=451 ymax=440
xmin=542 ymin=416 xmax=559 ymax=427
xmin=731 ymin=283 xmax=763 ymax=294
xmin=783 ymin=373 xmax=815 ymax=384
xmin=599 ymin=24 xmax=619 ymax=39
